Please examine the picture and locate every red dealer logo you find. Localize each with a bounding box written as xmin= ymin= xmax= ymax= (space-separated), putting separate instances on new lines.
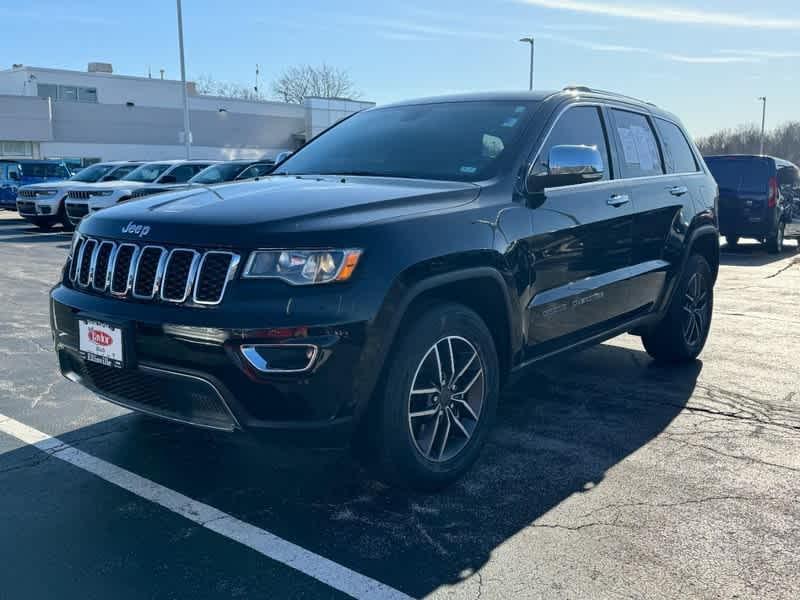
xmin=88 ymin=329 xmax=113 ymax=347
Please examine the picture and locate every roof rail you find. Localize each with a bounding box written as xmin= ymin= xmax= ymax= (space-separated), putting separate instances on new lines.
xmin=562 ymin=85 xmax=657 ymax=107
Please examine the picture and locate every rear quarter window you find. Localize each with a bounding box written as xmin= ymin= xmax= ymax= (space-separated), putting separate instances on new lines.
xmin=609 ymin=109 xmax=664 ymax=178
xmin=655 ymin=119 xmax=698 ymax=174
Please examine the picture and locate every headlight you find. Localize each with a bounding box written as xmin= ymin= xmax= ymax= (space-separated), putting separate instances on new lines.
xmin=35 ymin=189 xmax=57 ymax=197
xmin=243 ymin=249 xmax=362 ymax=285
xmin=95 ymin=190 xmax=114 ymax=196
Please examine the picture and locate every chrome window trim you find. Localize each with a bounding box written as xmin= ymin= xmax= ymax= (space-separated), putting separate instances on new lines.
xmin=524 ymin=98 xmax=708 ymax=194
xmin=132 ymin=245 xmax=167 ymax=299
xmin=110 ymin=244 xmax=140 ymax=297
xmin=193 ymin=252 xmax=240 ymax=306
xmin=160 ymin=249 xmax=201 ymax=303
xmin=91 ymin=241 xmax=116 ymax=291
xmin=240 ymin=344 xmax=319 ymax=374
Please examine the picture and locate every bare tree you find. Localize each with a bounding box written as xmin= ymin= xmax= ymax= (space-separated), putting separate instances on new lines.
xmin=194 ymin=74 xmax=261 ymax=101
xmin=696 ymin=121 xmax=800 ymax=164
xmin=271 ymin=64 xmax=360 ymax=104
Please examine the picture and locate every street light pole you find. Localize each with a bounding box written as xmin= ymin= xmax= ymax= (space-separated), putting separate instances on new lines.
xmin=519 ymin=37 xmax=535 ymax=91
xmin=758 ymin=96 xmax=767 ymax=156
xmin=176 ymin=0 xmax=192 ymax=159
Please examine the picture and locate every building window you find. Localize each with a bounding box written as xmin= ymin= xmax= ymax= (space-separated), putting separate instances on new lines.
xmin=0 ymin=141 xmax=34 ymax=157
xmin=78 ymin=87 xmax=98 ymax=102
xmin=36 ymin=83 xmax=98 ymax=103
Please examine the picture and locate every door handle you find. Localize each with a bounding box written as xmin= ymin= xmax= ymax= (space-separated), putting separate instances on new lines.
xmin=607 ymin=194 xmax=630 ymax=207
xmin=668 ymin=185 xmax=689 ymax=197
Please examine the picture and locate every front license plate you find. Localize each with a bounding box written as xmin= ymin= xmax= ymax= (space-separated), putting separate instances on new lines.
xmin=79 ymin=320 xmax=124 ymax=368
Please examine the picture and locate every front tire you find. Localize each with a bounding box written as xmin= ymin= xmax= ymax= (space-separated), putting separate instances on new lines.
xmin=642 ymin=254 xmax=713 ymax=363
xmin=366 ymin=303 xmax=499 ymax=491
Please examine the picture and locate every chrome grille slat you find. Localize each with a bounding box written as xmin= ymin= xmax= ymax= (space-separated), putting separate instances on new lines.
xmin=68 ymin=235 xmax=237 ymax=306
xmin=77 ymin=239 xmax=98 ymax=287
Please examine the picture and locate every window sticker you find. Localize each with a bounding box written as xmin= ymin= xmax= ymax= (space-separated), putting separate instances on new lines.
xmin=617 ymin=127 xmax=639 ymax=164
xmin=482 ymin=134 xmax=504 ymax=158
xmin=630 ymin=126 xmax=654 ymax=171
xmin=501 ymin=117 xmax=519 ymax=128
xmin=514 ymin=105 xmax=527 ymax=113
xmin=460 ymin=166 xmax=478 ymax=174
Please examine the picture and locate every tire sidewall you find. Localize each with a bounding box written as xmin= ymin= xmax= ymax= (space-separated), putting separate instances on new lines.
xmin=378 ymin=304 xmax=499 ymax=488
xmin=675 ymin=254 xmax=714 ymax=357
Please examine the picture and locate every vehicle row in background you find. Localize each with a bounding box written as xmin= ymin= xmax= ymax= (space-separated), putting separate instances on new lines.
xmin=705 ymin=154 xmax=800 ymax=252
xmin=10 ymin=157 xmax=278 ymax=230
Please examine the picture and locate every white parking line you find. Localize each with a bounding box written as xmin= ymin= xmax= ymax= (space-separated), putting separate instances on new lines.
xmin=0 ymin=413 xmax=414 ymax=600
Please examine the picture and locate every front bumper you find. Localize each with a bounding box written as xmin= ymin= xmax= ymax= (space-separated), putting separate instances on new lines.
xmin=50 ymin=285 xmax=370 ymax=445
xmin=17 ymin=195 xmax=63 ymax=220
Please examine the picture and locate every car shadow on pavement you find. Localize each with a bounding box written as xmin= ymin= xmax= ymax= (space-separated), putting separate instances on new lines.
xmin=0 ymin=341 xmax=701 ymax=598
xmin=720 ymin=241 xmax=799 ymax=266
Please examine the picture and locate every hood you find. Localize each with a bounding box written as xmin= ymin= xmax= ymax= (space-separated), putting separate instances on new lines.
xmin=19 ymin=181 xmax=76 ymax=191
xmin=73 ymin=180 xmax=148 ymax=192
xmin=79 ymin=175 xmax=480 ymax=247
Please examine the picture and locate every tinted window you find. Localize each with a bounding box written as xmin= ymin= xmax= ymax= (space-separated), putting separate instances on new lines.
xmin=191 ymin=163 xmax=248 ymax=184
xmin=705 ymin=157 xmax=770 ymax=193
xmin=165 ymin=165 xmax=197 ymax=183
xmin=70 ymin=163 xmax=115 ymax=182
xmin=610 ymin=110 xmax=664 ymax=178
xmin=277 ymin=101 xmax=539 ymax=182
xmin=21 ymin=163 xmax=68 ymax=178
xmin=532 ymin=106 xmax=611 ymax=181
xmin=655 ymin=119 xmax=698 ymax=173
xmin=106 ymin=164 xmax=139 ymax=180
xmin=236 ymin=163 xmax=274 ymax=179
xmin=123 ymin=163 xmax=171 ymax=183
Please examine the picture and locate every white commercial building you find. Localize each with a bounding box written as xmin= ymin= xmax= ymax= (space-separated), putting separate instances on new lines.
xmin=0 ymin=63 xmax=373 ymax=168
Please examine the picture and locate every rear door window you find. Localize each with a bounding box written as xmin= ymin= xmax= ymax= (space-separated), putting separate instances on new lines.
xmin=705 ymin=157 xmax=770 ymax=194
xmin=655 ymin=119 xmax=698 ymax=174
xmin=609 ymin=109 xmax=664 ymax=179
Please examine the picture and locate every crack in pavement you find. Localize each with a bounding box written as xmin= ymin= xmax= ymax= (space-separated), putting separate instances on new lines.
xmin=662 ymin=434 xmax=800 ymax=473
xmin=765 ymin=256 xmax=800 ymax=279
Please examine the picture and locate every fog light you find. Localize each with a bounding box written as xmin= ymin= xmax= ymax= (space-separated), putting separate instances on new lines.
xmin=240 ymin=344 xmax=318 ymax=373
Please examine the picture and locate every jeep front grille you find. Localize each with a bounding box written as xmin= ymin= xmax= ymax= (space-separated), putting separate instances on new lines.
xmin=68 ymin=190 xmax=92 ymax=200
xmin=17 ymin=190 xmax=38 ymax=199
xmin=69 ymin=236 xmax=239 ymax=306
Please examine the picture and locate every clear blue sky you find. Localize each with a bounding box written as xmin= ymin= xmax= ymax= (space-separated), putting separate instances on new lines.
xmin=2 ymin=0 xmax=798 ymax=137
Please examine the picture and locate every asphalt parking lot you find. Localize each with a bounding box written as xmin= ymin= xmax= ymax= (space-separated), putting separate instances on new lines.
xmin=0 ymin=210 xmax=798 ymax=600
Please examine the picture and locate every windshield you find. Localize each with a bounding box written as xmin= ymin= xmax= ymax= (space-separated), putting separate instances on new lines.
xmin=122 ymin=163 xmax=172 ymax=183
xmin=69 ymin=164 xmax=115 ymax=183
xmin=706 ymin=157 xmax=770 ymax=194
xmin=276 ymin=101 xmax=538 ymax=182
xmin=190 ymin=163 xmax=249 ymax=184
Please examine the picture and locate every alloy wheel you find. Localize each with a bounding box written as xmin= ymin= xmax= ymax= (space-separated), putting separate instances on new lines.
xmin=682 ymin=272 xmax=709 ymax=347
xmin=407 ymin=336 xmax=485 ymax=463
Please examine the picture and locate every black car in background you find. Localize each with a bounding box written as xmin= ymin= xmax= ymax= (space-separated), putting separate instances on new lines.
xmin=705 ymin=155 xmax=799 ymax=252
xmin=52 ymin=88 xmax=719 ymax=489
xmin=129 ymin=159 xmax=275 ymax=200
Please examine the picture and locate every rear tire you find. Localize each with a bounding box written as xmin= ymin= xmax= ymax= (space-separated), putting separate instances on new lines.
xmin=725 ymin=235 xmax=739 ymax=247
xmin=642 ymin=254 xmax=713 ymax=364
xmin=364 ymin=303 xmax=499 ymax=491
xmin=766 ymin=222 xmax=785 ymax=254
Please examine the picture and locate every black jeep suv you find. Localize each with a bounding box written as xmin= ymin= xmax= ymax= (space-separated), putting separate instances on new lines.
xmin=50 ymin=88 xmax=719 ymax=489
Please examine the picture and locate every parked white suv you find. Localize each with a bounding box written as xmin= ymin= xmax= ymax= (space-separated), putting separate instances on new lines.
xmin=64 ymin=160 xmax=215 ymax=226
xmin=16 ymin=161 xmax=141 ymax=230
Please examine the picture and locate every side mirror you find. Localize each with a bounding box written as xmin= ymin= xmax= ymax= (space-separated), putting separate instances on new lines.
xmin=526 ymin=145 xmax=604 ymax=193
xmin=159 ymin=174 xmax=177 ymax=184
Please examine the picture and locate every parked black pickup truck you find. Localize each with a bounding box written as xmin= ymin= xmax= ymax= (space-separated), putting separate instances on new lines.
xmin=51 ymin=87 xmax=719 ymax=489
